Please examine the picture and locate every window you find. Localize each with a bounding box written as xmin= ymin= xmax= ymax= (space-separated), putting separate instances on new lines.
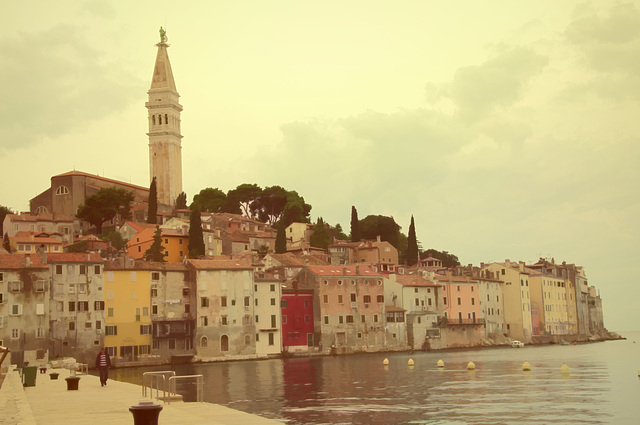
xmin=221 ymin=296 xmax=227 ymax=307
xmin=0 ymin=272 xmax=3 ymax=282
xmin=35 ymin=280 xmax=45 ymax=292
xmin=68 ymin=283 xmax=76 ymax=294
xmin=143 ymin=307 xmax=149 ymax=316
xmin=457 ymin=297 xmax=461 ymax=306
xmin=105 ymin=326 xmax=117 ymax=336
xmin=271 ymin=315 xmax=277 ymax=328
xmin=200 ymin=336 xmax=208 ymax=348
xmin=363 ymin=295 xmax=371 ymax=303
xmin=324 ymin=316 xmax=329 ymax=324
xmin=151 ymin=288 xmax=157 ymax=297
xmin=85 ymin=322 xmax=92 ymax=329
xmin=270 ymin=284 xmax=275 ymax=292
xmin=68 ymin=301 xmax=76 ymax=312
xmin=268 ymin=332 xmax=275 ymax=346
xmin=135 ymin=307 xmax=141 ymax=321
xmin=140 ymin=325 xmax=151 ymax=335
xmin=9 ymin=281 xmax=22 ymax=292
xmin=96 ymin=321 xmax=101 ymax=330
xmin=444 ymin=296 xmax=447 ymax=305
xmin=11 ymin=304 xmax=23 ymax=315
xmin=78 ymin=301 xmax=89 ymax=311
xmin=11 ymin=329 xmax=19 ymax=339
xmin=339 ymin=316 xmax=344 ymax=324
xmin=304 ymin=299 xmax=309 ymax=308
xmin=270 ymin=298 xmax=276 ymax=306
xmin=323 ymin=280 xmax=328 ymax=286
xmin=201 ymin=316 xmax=208 ymax=326
xmin=69 ymin=322 xmax=75 ymax=331
xmin=152 ymin=272 xmax=160 ymax=281
xmin=337 ymin=295 xmax=343 ymax=304
xmin=323 ymin=295 xmax=328 ymax=303
xmin=245 ymin=296 xmax=250 ymax=307
xmin=0 ymin=293 xmax=3 ymax=304
xmin=79 ymin=265 xmax=87 ymax=275
xmin=94 ymin=265 xmax=101 ymax=274
xmin=152 ymin=304 xmax=158 ymax=315
xmin=55 ymin=186 xmax=70 ymax=195
xmin=346 ymin=315 xmax=354 ymax=323
xmin=107 ymin=308 xmax=114 ymax=317
xmin=337 ymin=280 xmax=343 ymax=286
xmin=377 ymin=295 xmax=384 ymax=303
xmin=221 ymin=316 xmax=228 ymax=325
xmin=471 ymin=298 xmax=475 ymax=305
xmin=361 ymin=314 xmax=366 ymax=323
xmin=37 ymin=327 xmax=45 ymax=338
xmin=201 ymin=297 xmax=209 ymax=307
xmin=373 ymin=314 xmax=379 ymax=323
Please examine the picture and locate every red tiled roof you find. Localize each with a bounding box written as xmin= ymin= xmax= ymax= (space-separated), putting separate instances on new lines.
xmin=187 ymin=259 xmax=253 ymax=270
xmin=307 ymin=265 xmax=383 ymax=278
xmin=267 ymin=253 xmax=305 ymax=267
xmin=104 ymin=260 xmax=188 ymax=271
xmin=434 ymin=275 xmax=478 ymax=283
xmin=10 ymin=236 xmax=63 ymax=244
xmin=385 ymin=305 xmax=406 ymax=312
xmin=46 ymin=253 xmax=104 ymax=263
xmin=395 ymin=274 xmax=438 ymax=287
xmin=0 ymin=254 xmax=49 ymax=270
xmin=124 ymin=222 xmax=157 ymax=232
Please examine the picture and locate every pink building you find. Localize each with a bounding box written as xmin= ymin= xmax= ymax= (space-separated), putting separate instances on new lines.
xmin=435 ymin=275 xmax=483 ymax=348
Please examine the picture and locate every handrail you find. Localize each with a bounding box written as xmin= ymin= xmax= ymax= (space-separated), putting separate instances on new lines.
xmin=142 ymin=370 xmax=176 ymax=401
xmin=167 ymin=375 xmax=203 ymax=404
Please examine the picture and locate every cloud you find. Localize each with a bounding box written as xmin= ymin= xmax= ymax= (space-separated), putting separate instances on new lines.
xmin=0 ymin=24 xmax=143 ymax=152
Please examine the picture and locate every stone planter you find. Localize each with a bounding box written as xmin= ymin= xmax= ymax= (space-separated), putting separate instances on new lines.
xmin=65 ymin=376 xmax=80 ymax=390
xmin=49 ymin=372 xmax=60 ymax=380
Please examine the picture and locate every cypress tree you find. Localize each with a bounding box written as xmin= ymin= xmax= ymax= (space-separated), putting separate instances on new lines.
xmin=407 ymin=215 xmax=418 ymax=266
xmin=3 ymin=233 xmax=10 ymax=252
xmin=144 ymin=225 xmax=166 ymax=262
xmin=350 ymin=206 xmax=361 ymax=242
xmin=188 ymin=207 xmax=205 ymax=258
xmin=147 ymin=177 xmax=158 ymax=224
xmin=275 ymin=221 xmax=287 ymax=254
xmin=175 ymin=192 xmax=188 ymax=209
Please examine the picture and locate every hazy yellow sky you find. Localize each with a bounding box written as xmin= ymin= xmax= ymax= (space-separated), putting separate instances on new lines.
xmin=1 ymin=1 xmax=639 ymax=331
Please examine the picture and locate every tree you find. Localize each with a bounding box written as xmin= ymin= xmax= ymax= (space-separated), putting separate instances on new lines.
xmin=350 ymin=206 xmax=361 ymax=242
xmin=190 ymin=188 xmax=227 ymax=213
xmin=226 ymin=184 xmax=262 ymax=218
xmin=406 ymin=215 xmax=418 ymax=266
xmin=101 ymin=230 xmax=127 ymax=251
xmin=421 ymin=249 xmax=461 ymax=268
xmin=0 ymin=205 xmax=13 ymax=236
xmin=147 ymin=177 xmax=158 ymax=224
xmin=310 ymin=218 xmax=332 ymax=249
xmin=144 ymin=226 xmax=166 ymax=262
xmin=333 ymin=223 xmax=348 ymax=241
xmin=175 ymin=192 xmax=188 ymax=209
xmin=275 ymin=221 xmax=287 ymax=254
xmin=255 ymin=186 xmax=288 ymax=225
xmin=359 ymin=215 xmax=401 ymax=248
xmin=3 ymin=232 xmax=10 ymax=252
xmin=188 ymin=207 xmax=205 ymax=258
xmin=76 ymin=187 xmax=134 ymax=234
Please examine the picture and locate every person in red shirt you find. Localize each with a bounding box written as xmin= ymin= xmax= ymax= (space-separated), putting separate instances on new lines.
xmin=95 ymin=347 xmax=111 ymax=386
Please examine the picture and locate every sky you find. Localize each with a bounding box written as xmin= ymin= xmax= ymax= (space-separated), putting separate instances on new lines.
xmin=1 ymin=1 xmax=639 ymax=332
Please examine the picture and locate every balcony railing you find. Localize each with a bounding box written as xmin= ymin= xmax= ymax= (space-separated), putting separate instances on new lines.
xmin=437 ymin=317 xmax=485 ymax=327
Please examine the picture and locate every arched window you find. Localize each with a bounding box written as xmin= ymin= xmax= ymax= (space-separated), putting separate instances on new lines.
xmin=244 ymin=334 xmax=251 ymax=346
xmin=165 ymin=114 xmax=168 ymax=124
xmin=158 ymin=114 xmax=162 ymax=125
xmin=200 ymin=336 xmax=208 ymax=348
xmin=36 ymin=206 xmax=48 ymax=214
xmin=55 ymin=186 xmax=70 ymax=195
xmin=152 ymin=115 xmax=156 ymax=125
xmin=220 ymin=335 xmax=229 ymax=352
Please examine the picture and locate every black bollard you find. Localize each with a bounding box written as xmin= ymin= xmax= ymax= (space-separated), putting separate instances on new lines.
xmin=65 ymin=376 xmax=81 ymax=390
xmin=129 ymin=401 xmax=163 ymax=425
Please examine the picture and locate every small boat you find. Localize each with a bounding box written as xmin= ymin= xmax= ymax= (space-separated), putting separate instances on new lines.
xmin=511 ymin=340 xmax=524 ymax=348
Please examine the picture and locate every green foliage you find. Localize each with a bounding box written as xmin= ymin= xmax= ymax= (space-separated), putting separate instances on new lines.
xmin=226 ymin=183 xmax=262 ymax=218
xmin=65 ymin=240 xmax=89 ymax=253
xmin=359 ymin=215 xmax=401 ymax=248
xmin=275 ymin=221 xmax=287 ymax=254
xmin=75 ymin=187 xmax=134 ymax=234
xmin=0 ymin=205 xmax=14 ymax=235
xmin=190 ymin=188 xmax=228 ymax=213
xmin=421 ymin=249 xmax=461 ymax=268
xmin=175 ymin=192 xmax=188 ymax=209
xmin=147 ymin=177 xmax=158 ymax=224
xmin=310 ymin=218 xmax=332 ymax=249
xmin=101 ymin=230 xmax=127 ymax=251
xmin=406 ymin=215 xmax=418 ymax=266
xmin=333 ymin=223 xmax=348 ymax=241
xmin=3 ymin=232 xmax=10 ymax=252
xmin=350 ymin=206 xmax=360 ymax=242
xmin=255 ymin=186 xmax=288 ymax=225
xmin=188 ymin=207 xmax=205 ymax=258
xmin=144 ymin=226 xmax=166 ymax=262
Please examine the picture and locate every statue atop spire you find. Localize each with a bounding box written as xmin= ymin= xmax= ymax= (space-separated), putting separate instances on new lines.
xmin=159 ymin=26 xmax=167 ymax=44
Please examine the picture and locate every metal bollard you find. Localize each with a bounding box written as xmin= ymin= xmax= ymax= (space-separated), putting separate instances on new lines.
xmin=65 ymin=376 xmax=81 ymax=390
xmin=129 ymin=401 xmax=163 ymax=425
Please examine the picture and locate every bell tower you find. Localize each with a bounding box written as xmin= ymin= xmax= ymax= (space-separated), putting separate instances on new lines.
xmin=146 ymin=27 xmax=183 ymax=206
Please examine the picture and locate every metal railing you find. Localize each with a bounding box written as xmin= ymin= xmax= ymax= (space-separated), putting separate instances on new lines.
xmin=167 ymin=375 xmax=204 ymax=404
xmin=142 ymin=371 xmax=176 ymax=401
xmin=437 ymin=317 xmax=486 ymax=327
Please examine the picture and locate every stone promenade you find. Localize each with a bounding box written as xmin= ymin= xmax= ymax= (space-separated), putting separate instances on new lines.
xmin=0 ymin=366 xmax=284 ymax=425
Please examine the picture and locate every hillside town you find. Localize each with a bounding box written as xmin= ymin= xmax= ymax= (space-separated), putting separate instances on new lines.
xmin=0 ymin=29 xmax=612 ymax=368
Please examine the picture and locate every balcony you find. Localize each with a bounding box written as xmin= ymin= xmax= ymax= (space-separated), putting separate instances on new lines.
xmin=437 ymin=317 xmax=485 ymax=327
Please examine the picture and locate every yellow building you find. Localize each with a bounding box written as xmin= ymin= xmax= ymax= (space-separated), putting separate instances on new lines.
xmin=526 ymin=263 xmax=570 ymax=336
xmin=127 ymin=227 xmax=188 ymax=263
xmin=104 ymin=261 xmax=153 ymax=363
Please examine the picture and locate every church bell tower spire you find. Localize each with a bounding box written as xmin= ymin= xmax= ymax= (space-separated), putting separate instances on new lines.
xmin=146 ymin=26 xmax=183 ymax=207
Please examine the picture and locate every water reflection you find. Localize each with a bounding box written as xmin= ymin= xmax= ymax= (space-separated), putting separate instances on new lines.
xmin=110 ymin=335 xmax=640 ymax=424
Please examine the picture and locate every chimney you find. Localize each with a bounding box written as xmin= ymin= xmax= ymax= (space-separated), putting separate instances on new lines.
xmin=24 ymin=255 xmax=32 ymax=267
xmin=505 ymin=259 xmax=510 ymax=268
xmin=376 ymin=235 xmax=381 ymax=243
xmin=519 ymin=261 xmax=525 ymax=272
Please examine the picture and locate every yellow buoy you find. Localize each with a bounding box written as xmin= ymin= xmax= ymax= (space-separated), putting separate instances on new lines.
xmin=437 ymin=359 xmax=444 ymax=368
xmin=637 ymin=368 xmax=639 ymax=377
xmin=383 ymin=358 xmax=389 ymax=366
xmin=408 ymin=358 xmax=414 ymax=366
xmin=560 ymin=363 xmax=570 ymax=374
xmin=467 ymin=361 xmax=476 ymax=370
xmin=523 ymin=361 xmax=531 ymax=371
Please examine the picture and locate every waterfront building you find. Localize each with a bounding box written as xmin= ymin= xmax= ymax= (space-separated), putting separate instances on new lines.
xmin=126 ymin=226 xmax=188 ymax=262
xmin=140 ymin=261 xmax=194 ymax=363
xmin=281 ymin=279 xmax=316 ymax=353
xmin=328 ymin=238 xmax=399 ymax=267
xmin=0 ymin=254 xmax=50 ymax=365
xmin=298 ymin=265 xmax=390 ymax=354
xmin=47 ymin=253 xmax=105 ymax=362
xmin=575 ymin=266 xmax=591 ymax=337
xmin=3 ymin=212 xmax=78 ymax=245
xmin=187 ymin=259 xmax=257 ymax=358
xmin=481 ymin=261 xmax=533 ymax=343
xmin=526 ymin=267 xmax=569 ymax=336
xmin=434 ymin=274 xmax=483 ymax=348
xmin=475 ymin=271 xmax=506 ymax=339
xmin=253 ymin=270 xmax=284 ymax=356
xmin=103 ymin=261 xmax=154 ymax=364
xmin=587 ymin=285 xmax=605 ymax=335
xmin=383 ymin=273 xmax=441 ymax=350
